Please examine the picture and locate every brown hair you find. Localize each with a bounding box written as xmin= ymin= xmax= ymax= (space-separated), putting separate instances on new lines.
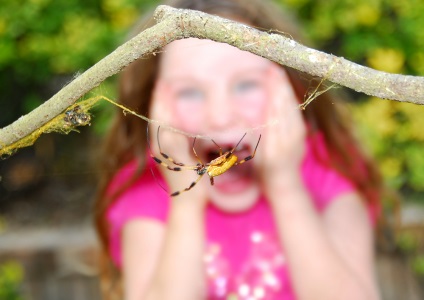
xmin=94 ymin=0 xmax=383 ymax=298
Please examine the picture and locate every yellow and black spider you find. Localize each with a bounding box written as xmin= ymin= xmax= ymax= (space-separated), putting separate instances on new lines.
xmin=148 ymin=126 xmax=261 ymax=197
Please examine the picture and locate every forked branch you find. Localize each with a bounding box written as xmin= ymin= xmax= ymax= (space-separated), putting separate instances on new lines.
xmin=1 ymin=5 xmax=423 ymax=150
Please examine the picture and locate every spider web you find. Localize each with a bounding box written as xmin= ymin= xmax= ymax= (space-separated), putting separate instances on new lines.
xmin=0 ymin=74 xmax=336 ymax=158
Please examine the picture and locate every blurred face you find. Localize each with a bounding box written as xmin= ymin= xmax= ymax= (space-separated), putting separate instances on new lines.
xmin=152 ymin=38 xmax=284 ymax=212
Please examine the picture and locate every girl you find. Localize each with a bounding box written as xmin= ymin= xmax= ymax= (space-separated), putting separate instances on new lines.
xmin=95 ymin=0 xmax=383 ymax=299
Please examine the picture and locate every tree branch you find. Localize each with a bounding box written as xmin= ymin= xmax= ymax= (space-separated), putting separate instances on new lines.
xmin=1 ymin=5 xmax=423 ymax=150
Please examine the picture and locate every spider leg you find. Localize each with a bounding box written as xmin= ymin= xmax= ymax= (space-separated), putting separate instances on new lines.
xmin=235 ymin=135 xmax=261 ymax=165
xmin=210 ymin=176 xmax=214 ymax=186
xmin=170 ymin=173 xmax=205 ymax=197
xmin=156 ymin=126 xmax=186 ymax=167
xmin=146 ymin=125 xmax=198 ymax=172
xmin=228 ymin=133 xmax=247 ymax=158
xmin=191 ymin=137 xmax=206 ymax=165
xmin=150 ymin=155 xmax=199 ymax=172
xmin=211 ymin=139 xmax=223 ymax=156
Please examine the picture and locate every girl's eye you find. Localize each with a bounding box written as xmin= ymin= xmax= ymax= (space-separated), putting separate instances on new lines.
xmin=176 ymin=88 xmax=204 ymax=101
xmin=234 ymin=80 xmax=260 ymax=93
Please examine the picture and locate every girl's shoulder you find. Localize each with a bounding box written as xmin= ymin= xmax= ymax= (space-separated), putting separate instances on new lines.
xmin=106 ymin=158 xmax=170 ymax=267
xmin=106 ymin=159 xmax=170 ymax=226
xmin=302 ymin=133 xmax=355 ymax=211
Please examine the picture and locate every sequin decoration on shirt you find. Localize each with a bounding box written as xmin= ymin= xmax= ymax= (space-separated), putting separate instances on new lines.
xmin=205 ymin=230 xmax=291 ymax=300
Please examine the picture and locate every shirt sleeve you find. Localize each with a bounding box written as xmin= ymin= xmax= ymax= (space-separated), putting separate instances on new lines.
xmin=106 ymin=160 xmax=170 ymax=267
xmin=301 ymin=134 xmax=355 ymax=212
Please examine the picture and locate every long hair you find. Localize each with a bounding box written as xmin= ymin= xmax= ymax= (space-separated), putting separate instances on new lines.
xmin=94 ymin=0 xmax=383 ymax=298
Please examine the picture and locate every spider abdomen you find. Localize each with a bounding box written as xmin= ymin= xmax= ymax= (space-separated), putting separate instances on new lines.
xmin=207 ymin=154 xmax=238 ymax=177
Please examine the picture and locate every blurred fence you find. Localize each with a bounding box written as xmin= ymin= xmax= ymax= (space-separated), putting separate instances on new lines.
xmin=0 ymin=227 xmax=101 ymax=300
xmin=377 ymin=252 xmax=424 ymax=300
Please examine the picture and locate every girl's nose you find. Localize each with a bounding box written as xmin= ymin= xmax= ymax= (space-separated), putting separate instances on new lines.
xmin=207 ymin=92 xmax=234 ymax=130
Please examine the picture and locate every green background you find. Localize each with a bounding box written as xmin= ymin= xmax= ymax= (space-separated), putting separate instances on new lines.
xmin=0 ymin=0 xmax=423 ymax=292
xmin=2 ymin=0 xmax=423 ymax=199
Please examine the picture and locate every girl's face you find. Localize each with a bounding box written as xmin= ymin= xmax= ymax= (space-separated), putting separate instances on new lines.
xmin=153 ymin=38 xmax=289 ymax=212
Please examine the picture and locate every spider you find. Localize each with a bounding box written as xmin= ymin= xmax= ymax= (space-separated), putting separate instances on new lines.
xmin=64 ymin=105 xmax=91 ymax=126
xmin=148 ymin=126 xmax=261 ymax=197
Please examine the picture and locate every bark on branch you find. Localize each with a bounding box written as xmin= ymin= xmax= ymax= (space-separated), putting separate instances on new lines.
xmin=1 ymin=5 xmax=423 ymax=150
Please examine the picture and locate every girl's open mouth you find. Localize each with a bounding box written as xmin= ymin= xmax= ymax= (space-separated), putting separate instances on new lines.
xmin=201 ymin=141 xmax=256 ymax=194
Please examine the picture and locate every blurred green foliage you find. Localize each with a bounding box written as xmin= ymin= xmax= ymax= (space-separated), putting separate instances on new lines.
xmin=278 ymin=0 xmax=424 ymax=197
xmin=397 ymin=231 xmax=420 ymax=252
xmin=0 ymin=0 xmax=156 ymax=127
xmin=280 ymin=0 xmax=424 ymax=75
xmin=352 ymin=99 xmax=424 ymax=194
xmin=0 ymin=261 xmax=24 ymax=300
xmin=397 ymin=230 xmax=424 ymax=278
xmin=1 ymin=0 xmax=424 ymax=197
xmin=412 ymin=254 xmax=424 ymax=277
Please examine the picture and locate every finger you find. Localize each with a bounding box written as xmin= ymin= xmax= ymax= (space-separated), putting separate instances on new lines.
xmin=259 ymin=67 xmax=306 ymax=160
xmin=148 ymin=83 xmax=208 ymax=201
xmin=148 ymin=125 xmax=194 ymax=167
xmin=270 ymin=67 xmax=305 ymax=136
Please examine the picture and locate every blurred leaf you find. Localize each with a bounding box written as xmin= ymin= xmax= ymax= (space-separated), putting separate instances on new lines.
xmin=0 ymin=261 xmax=24 ymax=300
xmin=412 ymin=255 xmax=424 ymax=276
xmin=404 ymin=145 xmax=424 ymax=191
xmin=397 ymin=232 xmax=418 ymax=253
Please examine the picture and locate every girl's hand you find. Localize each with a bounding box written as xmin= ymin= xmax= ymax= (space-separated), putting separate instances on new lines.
xmin=149 ymin=86 xmax=208 ymax=208
xmin=256 ymin=67 xmax=307 ymax=199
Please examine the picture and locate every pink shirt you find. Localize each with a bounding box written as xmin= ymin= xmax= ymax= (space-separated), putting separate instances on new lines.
xmin=106 ymin=135 xmax=356 ymax=299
